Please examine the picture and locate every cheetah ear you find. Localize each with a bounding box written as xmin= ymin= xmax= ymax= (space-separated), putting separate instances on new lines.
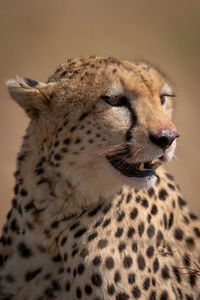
xmin=6 ymin=77 xmax=56 ymax=119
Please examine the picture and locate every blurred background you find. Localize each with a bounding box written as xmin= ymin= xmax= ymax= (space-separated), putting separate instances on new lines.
xmin=0 ymin=0 xmax=200 ymax=230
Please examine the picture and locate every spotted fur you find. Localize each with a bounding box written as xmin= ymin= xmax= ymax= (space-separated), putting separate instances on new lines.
xmin=0 ymin=57 xmax=200 ymax=300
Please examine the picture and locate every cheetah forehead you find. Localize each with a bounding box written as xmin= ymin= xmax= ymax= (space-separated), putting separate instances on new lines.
xmin=47 ymin=56 xmax=170 ymax=86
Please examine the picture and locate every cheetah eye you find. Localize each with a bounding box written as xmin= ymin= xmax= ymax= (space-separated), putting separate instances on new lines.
xmin=100 ymin=95 xmax=128 ymax=107
xmin=160 ymin=93 xmax=176 ymax=106
xmin=160 ymin=95 xmax=167 ymax=106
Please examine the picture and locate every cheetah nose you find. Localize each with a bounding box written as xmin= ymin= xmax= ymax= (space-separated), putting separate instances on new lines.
xmin=149 ymin=130 xmax=180 ymax=150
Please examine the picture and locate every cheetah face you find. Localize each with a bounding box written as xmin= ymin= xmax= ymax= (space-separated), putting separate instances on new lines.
xmin=7 ymin=57 xmax=179 ymax=201
xmin=99 ymin=81 xmax=178 ymax=190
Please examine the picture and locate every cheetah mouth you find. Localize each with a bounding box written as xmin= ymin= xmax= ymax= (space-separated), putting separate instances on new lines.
xmin=106 ymin=155 xmax=161 ymax=178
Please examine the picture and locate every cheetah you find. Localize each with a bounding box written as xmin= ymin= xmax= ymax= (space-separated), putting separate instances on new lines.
xmin=0 ymin=56 xmax=200 ymax=300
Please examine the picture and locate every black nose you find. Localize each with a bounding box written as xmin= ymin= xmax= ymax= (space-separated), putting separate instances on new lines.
xmin=149 ymin=132 xmax=179 ymax=150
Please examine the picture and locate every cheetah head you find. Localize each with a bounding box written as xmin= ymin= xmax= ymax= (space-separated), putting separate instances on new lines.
xmin=7 ymin=57 xmax=179 ymax=204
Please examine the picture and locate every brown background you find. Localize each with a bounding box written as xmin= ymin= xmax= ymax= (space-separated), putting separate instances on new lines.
xmin=0 ymin=0 xmax=200 ymax=230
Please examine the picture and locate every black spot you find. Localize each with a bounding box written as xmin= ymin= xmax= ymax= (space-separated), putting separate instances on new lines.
xmin=79 ymin=112 xmax=89 ymax=121
xmin=76 ymin=287 xmax=82 ymax=298
xmin=172 ymin=266 xmax=181 ymax=283
xmin=151 ymin=204 xmax=158 ymax=215
xmin=17 ymin=242 xmax=32 ymax=258
xmin=102 ymin=218 xmax=111 ymax=227
xmin=183 ymin=254 xmax=190 ymax=266
xmin=189 ymin=213 xmax=198 ymax=220
xmin=52 ymin=254 xmax=62 ymax=262
xmin=178 ymin=196 xmax=186 ymax=208
xmin=25 ymin=78 xmax=38 ymax=87
xmin=147 ymin=214 xmax=151 ymax=224
xmin=161 ymin=265 xmax=170 ymax=280
xmin=116 ymin=292 xmax=130 ymax=300
xmin=54 ymin=141 xmax=59 ymax=147
xmin=168 ymin=212 xmax=174 ymax=229
xmin=165 ymin=173 xmax=174 ymax=181
xmin=74 ymin=227 xmax=87 ymax=238
xmin=130 ymin=208 xmax=138 ymax=219
xmin=128 ymin=272 xmax=135 ymax=284
xmin=88 ymin=232 xmax=98 ymax=241
xmin=34 ymin=168 xmax=44 ymax=176
xmin=105 ymin=256 xmax=114 ymax=269
xmin=73 ymin=268 xmax=77 ymax=278
xmin=70 ymin=222 xmax=80 ymax=231
xmin=137 ymin=255 xmax=145 ymax=270
xmin=123 ymin=256 xmax=132 ymax=268
xmin=185 ymin=295 xmax=194 ymax=300
xmin=51 ymin=220 xmax=60 ymax=229
xmin=138 ymin=222 xmax=145 ymax=237
xmin=79 ymin=248 xmax=88 ymax=258
xmin=75 ymin=138 xmax=81 ymax=144
xmin=189 ymin=274 xmax=196 ymax=287
xmin=149 ymin=291 xmax=156 ymax=300
xmin=158 ymin=189 xmax=168 ymax=201
xmin=163 ymin=213 xmax=168 ymax=230
xmin=52 ymin=279 xmax=61 ymax=290
xmin=147 ymin=225 xmax=155 ymax=238
xmin=185 ymin=237 xmax=195 ymax=247
xmin=63 ymin=138 xmax=71 ymax=145
xmin=132 ymin=242 xmax=138 ymax=253
xmin=156 ymin=230 xmax=163 ymax=247
xmin=65 ymin=281 xmax=71 ymax=291
xmin=126 ymin=193 xmax=132 ymax=203
xmin=61 ymin=236 xmax=67 ymax=246
xmin=97 ymin=239 xmax=108 ymax=249
xmin=61 ymin=71 xmax=67 ymax=76
xmin=44 ymin=287 xmax=54 ymax=298
xmin=0 ymin=254 xmax=4 ymax=267
xmin=70 ymin=126 xmax=77 ymax=132
xmin=143 ymin=277 xmax=150 ymax=290
xmin=168 ymin=183 xmax=175 ymax=190
xmin=117 ymin=210 xmax=125 ymax=222
xmin=93 ymin=255 xmax=101 ymax=266
xmin=193 ymin=227 xmax=200 ymax=238
xmin=127 ymin=227 xmax=135 ymax=238
xmin=146 ymin=246 xmax=154 ymax=258
xmin=147 ymin=187 xmax=155 ymax=197
xmin=107 ymin=284 xmax=115 ymax=295
xmin=85 ymin=284 xmax=93 ymax=295
xmin=77 ymin=263 xmax=85 ymax=275
xmin=136 ymin=195 xmax=141 ymax=203
xmin=63 ymin=253 xmax=68 ymax=261
xmin=54 ymin=154 xmax=62 ymax=161
xmin=25 ymin=267 xmax=42 ymax=281
xmin=153 ymin=257 xmax=159 ymax=273
xmin=72 ymin=248 xmax=79 ymax=257
xmin=114 ymin=270 xmax=121 ymax=282
xmin=115 ymin=227 xmax=123 ymax=238
xmin=94 ymin=218 xmax=103 ymax=228
xmin=174 ymin=228 xmax=184 ymax=240
xmin=102 ymin=203 xmax=112 ymax=214
xmin=141 ymin=198 xmax=149 ymax=208
xmin=14 ymin=183 xmax=19 ymax=195
xmin=118 ymin=242 xmax=126 ymax=252
xmin=10 ymin=218 xmax=20 ymax=233
xmin=91 ymin=273 xmax=102 ymax=287
xmin=132 ymin=286 xmax=141 ymax=298
xmin=160 ymin=290 xmax=168 ymax=300
xmin=20 ymin=189 xmax=28 ymax=196
xmin=88 ymin=204 xmax=102 ymax=217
